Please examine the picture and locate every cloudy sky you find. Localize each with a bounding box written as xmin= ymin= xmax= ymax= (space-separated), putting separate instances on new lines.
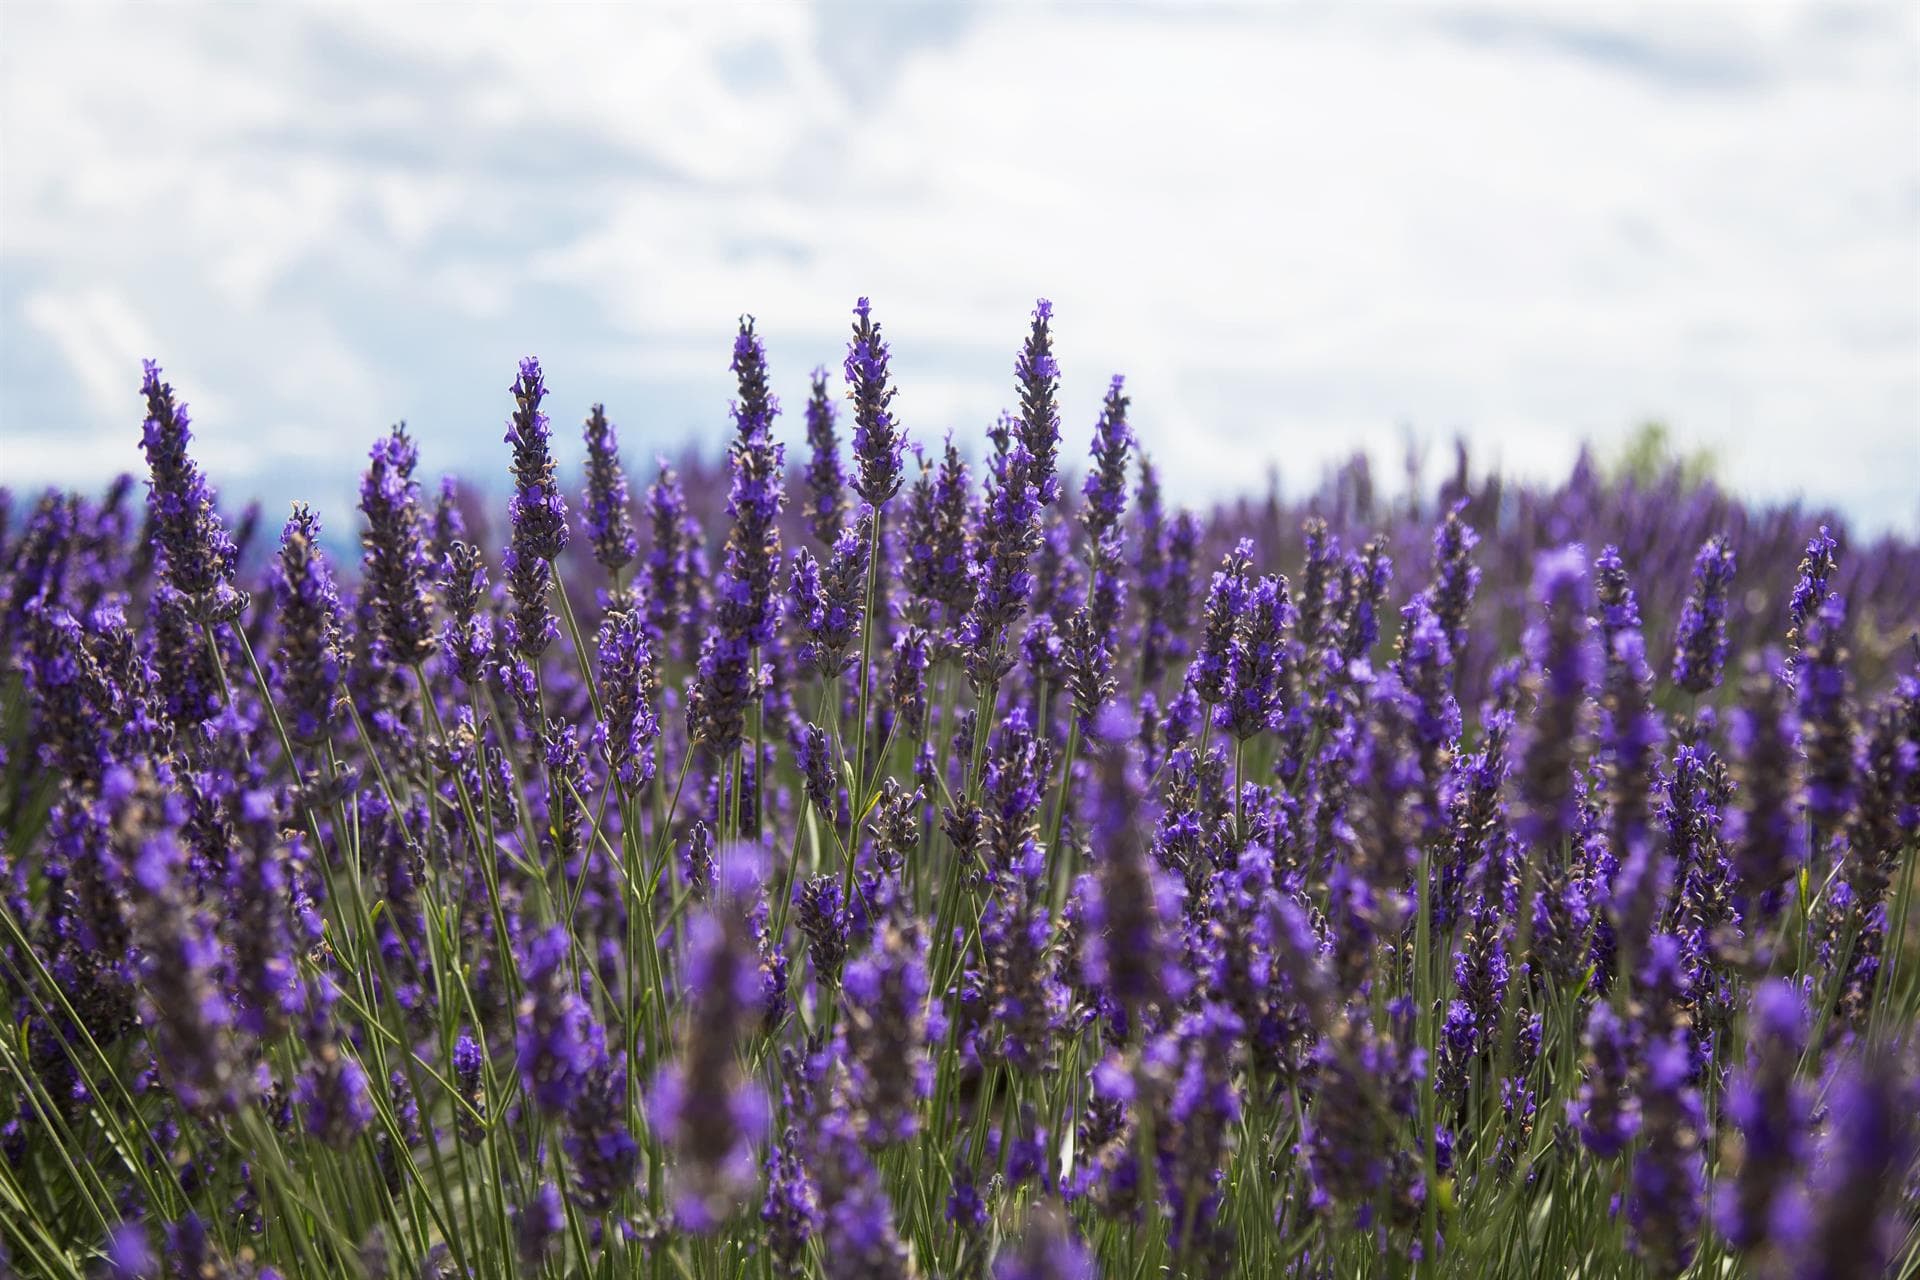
xmin=3 ymin=2 xmax=1915 ymax=533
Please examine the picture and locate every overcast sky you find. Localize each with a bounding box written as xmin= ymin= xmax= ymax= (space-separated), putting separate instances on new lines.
xmin=2 ymin=2 xmax=1915 ymax=533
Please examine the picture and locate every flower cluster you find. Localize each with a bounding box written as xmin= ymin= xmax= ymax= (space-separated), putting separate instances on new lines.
xmin=1 ymin=300 xmax=1917 ymax=1280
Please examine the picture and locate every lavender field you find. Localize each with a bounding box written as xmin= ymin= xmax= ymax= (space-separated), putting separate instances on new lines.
xmin=2 ymin=300 xmax=1918 ymax=1279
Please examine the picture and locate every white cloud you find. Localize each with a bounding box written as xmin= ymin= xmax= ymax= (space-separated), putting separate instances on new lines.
xmin=1 ymin=2 xmax=1913 ymax=533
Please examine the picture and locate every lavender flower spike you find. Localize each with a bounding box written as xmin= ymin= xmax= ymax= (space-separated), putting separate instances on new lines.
xmin=271 ymin=504 xmax=345 ymax=742
xmin=504 ymin=357 xmax=566 ymax=659
xmin=358 ymin=425 xmax=438 ymax=667
xmin=803 ymin=365 xmax=849 ymax=545
xmin=581 ymin=402 xmax=638 ymax=574
xmin=846 ymin=298 xmax=906 ymax=507
xmin=1015 ymin=299 xmax=1063 ymax=506
xmin=138 ymin=360 xmax=246 ymax=621
xmin=1670 ymin=534 xmax=1735 ymax=695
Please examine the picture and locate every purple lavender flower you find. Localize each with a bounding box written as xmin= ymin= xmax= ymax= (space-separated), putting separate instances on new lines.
xmin=1627 ymin=1033 xmax=1705 ymax=1277
xmin=1161 ymin=1002 xmax=1242 ymax=1263
xmin=795 ymin=873 xmax=849 ymax=981
xmin=1785 ymin=524 xmax=1838 ymax=678
xmin=791 ymin=507 xmax=872 ymax=679
xmin=1220 ymin=573 xmax=1292 ymax=742
xmin=560 ymin=1059 xmax=641 ymax=1220
xmin=515 ymin=926 xmax=604 ymax=1115
xmin=271 ymin=505 xmax=345 ymax=742
xmin=691 ymin=322 xmax=785 ymax=754
xmin=1780 ymin=1053 xmax=1916 ymax=1280
xmin=1797 ymin=594 xmax=1856 ymax=837
xmin=298 ymin=977 xmax=375 ymax=1149
xmin=1514 ymin=546 xmax=1595 ymax=858
xmin=1593 ymin=543 xmax=1641 ymax=659
xmin=901 ymin=436 xmax=975 ymax=632
xmin=803 ymin=366 xmax=848 ymax=546
xmin=1726 ymin=653 xmax=1806 ymax=921
xmin=994 ymin=1205 xmax=1097 ymax=1280
xmin=227 ymin=790 xmax=301 ymax=1040
xmin=104 ymin=1220 xmax=158 ymax=1280
xmin=453 ymin=1031 xmax=487 ymax=1146
xmin=594 ymin=604 xmax=660 ymax=788
xmin=845 ymin=299 xmax=906 ymax=507
xmin=887 ymin=625 xmax=932 ymax=740
xmin=1301 ymin=1011 xmax=1423 ymax=1218
xmin=1394 ymin=597 xmax=1461 ymax=837
xmin=762 ymin=1127 xmax=821 ymax=1276
xmin=505 ymin=357 xmax=569 ymax=561
xmin=1334 ymin=540 xmax=1393 ymax=665
xmin=581 ymin=403 xmax=637 ymax=574
xmin=1080 ymin=704 xmax=1179 ymax=1026
xmin=1427 ymin=500 xmax=1481 ymax=661
xmin=813 ymin=1111 xmax=910 ymax=1280
xmin=502 ymin=358 xmax=566 ymax=660
xmin=1670 ymin=535 xmax=1735 ymax=695
xmin=137 ymin=361 xmax=245 ymax=621
xmin=115 ymin=765 xmax=248 ymax=1115
xmin=1134 ymin=461 xmax=1198 ymax=687
xmin=1716 ymin=980 xmax=1807 ymax=1252
xmin=1191 ymin=541 xmax=1254 ymax=709
xmin=841 ymin=920 xmax=934 ymax=1145
xmin=983 ymin=841 xmax=1063 ymax=1072
xmin=514 ymin=1182 xmax=565 ymax=1268
xmin=961 ymin=427 xmax=1043 ymax=689
xmin=1567 ymin=1002 xmax=1638 ymax=1157
xmin=654 ymin=849 xmax=770 ymax=1230
xmin=358 ymin=426 xmax=438 ymax=668
xmin=1081 ymin=376 xmax=1132 ymax=548
xmin=1015 ymin=300 xmax=1062 ymax=507
xmin=1600 ymin=627 xmax=1665 ymax=954
xmin=643 ymin=460 xmax=697 ymax=655
xmin=429 ymin=473 xmax=466 ymax=564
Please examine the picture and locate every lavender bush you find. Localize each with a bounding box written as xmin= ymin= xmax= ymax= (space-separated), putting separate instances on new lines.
xmin=2 ymin=301 xmax=1919 ymax=1279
